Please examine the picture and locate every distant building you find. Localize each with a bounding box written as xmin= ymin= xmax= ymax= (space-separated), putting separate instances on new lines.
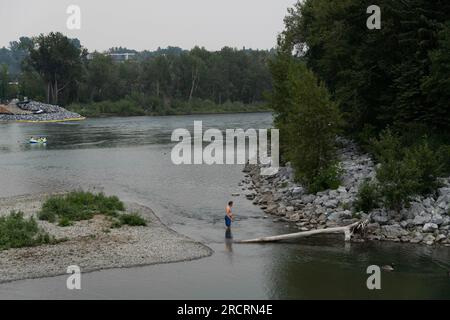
xmin=86 ymin=52 xmax=136 ymax=62
xmin=107 ymin=53 xmax=136 ymax=62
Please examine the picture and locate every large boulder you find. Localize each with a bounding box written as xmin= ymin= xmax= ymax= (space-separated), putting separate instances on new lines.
xmin=264 ymin=204 xmax=278 ymax=215
xmin=301 ymin=194 xmax=315 ymax=204
xmin=291 ymin=187 xmax=303 ymax=196
xmin=413 ymin=214 xmax=431 ymax=226
xmin=435 ymin=234 xmax=447 ymax=243
xmin=410 ymin=232 xmax=424 ymax=243
xmin=441 ymin=216 xmax=450 ymax=226
xmin=431 ymin=214 xmax=444 ymax=225
xmin=436 ymin=194 xmax=450 ymax=211
xmin=324 ymin=199 xmax=339 ymax=209
xmin=409 ymin=202 xmax=426 ymax=216
xmin=422 ymin=234 xmax=436 ymax=245
xmin=259 ymin=193 xmax=273 ymax=205
xmin=381 ymin=224 xmax=409 ymax=239
xmin=422 ymin=223 xmax=438 ymax=233
xmin=327 ymin=210 xmax=352 ymax=222
xmin=371 ymin=209 xmax=389 ymax=225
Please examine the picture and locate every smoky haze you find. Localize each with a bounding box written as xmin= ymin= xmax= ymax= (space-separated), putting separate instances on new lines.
xmin=0 ymin=0 xmax=295 ymax=51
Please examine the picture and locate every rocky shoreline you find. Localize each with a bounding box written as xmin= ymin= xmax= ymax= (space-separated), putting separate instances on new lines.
xmin=0 ymin=100 xmax=84 ymax=122
xmin=0 ymin=194 xmax=212 ymax=283
xmin=241 ymin=139 xmax=450 ymax=246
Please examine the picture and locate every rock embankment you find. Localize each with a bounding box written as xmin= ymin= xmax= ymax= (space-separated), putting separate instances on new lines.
xmin=0 ymin=100 xmax=84 ymax=122
xmin=241 ymin=139 xmax=450 ymax=246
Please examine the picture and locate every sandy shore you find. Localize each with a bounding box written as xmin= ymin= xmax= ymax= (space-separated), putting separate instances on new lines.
xmin=0 ymin=193 xmax=213 ymax=283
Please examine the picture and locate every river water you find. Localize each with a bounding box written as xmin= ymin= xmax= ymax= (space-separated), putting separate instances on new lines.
xmin=0 ymin=113 xmax=449 ymax=299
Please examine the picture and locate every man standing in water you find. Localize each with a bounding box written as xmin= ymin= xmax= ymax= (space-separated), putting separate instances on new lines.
xmin=225 ymin=201 xmax=234 ymax=229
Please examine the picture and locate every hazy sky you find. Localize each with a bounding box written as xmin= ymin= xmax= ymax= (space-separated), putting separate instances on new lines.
xmin=0 ymin=0 xmax=296 ymax=51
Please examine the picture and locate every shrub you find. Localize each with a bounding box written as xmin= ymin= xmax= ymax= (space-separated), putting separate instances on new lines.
xmin=109 ymin=213 xmax=147 ymax=228
xmin=110 ymin=219 xmax=123 ymax=229
xmin=376 ymin=157 xmax=421 ymax=211
xmin=354 ymin=179 xmax=381 ymax=213
xmin=38 ymin=191 xmax=125 ymax=224
xmin=0 ymin=211 xmax=53 ymax=251
xmin=58 ymin=216 xmax=73 ymax=227
xmin=436 ymin=145 xmax=450 ymax=176
xmin=370 ymin=130 xmax=445 ymax=210
xmin=308 ymin=164 xmax=342 ymax=194
xmin=404 ymin=140 xmax=443 ymax=195
xmin=356 ymin=124 xmax=377 ymax=150
xmin=119 ymin=213 xmax=147 ymax=226
xmin=370 ymin=129 xmax=402 ymax=163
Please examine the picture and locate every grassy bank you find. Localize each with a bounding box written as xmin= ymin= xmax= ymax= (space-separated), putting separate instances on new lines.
xmin=38 ymin=191 xmax=147 ymax=228
xmin=68 ymin=98 xmax=270 ymax=117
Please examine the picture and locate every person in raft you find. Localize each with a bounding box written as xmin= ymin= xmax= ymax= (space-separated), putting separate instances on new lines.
xmin=225 ymin=201 xmax=234 ymax=228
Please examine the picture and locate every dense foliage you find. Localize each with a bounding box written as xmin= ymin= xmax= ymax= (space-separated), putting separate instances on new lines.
xmin=25 ymin=33 xmax=83 ymax=105
xmin=269 ymin=53 xmax=342 ymax=192
xmin=282 ymin=0 xmax=450 ymax=132
xmin=0 ymin=33 xmax=273 ymax=115
xmin=359 ymin=129 xmax=450 ymax=211
xmin=38 ymin=191 xmax=125 ymax=223
xmin=272 ymin=0 xmax=450 ymax=201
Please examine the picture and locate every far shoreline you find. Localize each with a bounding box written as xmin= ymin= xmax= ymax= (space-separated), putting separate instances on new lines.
xmin=71 ymin=110 xmax=273 ymax=119
xmin=0 ymin=110 xmax=273 ymax=124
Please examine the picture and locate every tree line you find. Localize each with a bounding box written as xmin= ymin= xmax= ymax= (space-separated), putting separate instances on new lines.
xmin=0 ymin=32 xmax=273 ymax=115
xmin=280 ymin=0 xmax=450 ymax=132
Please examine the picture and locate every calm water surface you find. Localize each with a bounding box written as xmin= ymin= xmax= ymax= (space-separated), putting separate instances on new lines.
xmin=0 ymin=113 xmax=449 ymax=299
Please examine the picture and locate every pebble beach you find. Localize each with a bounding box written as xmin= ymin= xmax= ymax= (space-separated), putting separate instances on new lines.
xmin=0 ymin=194 xmax=213 ymax=283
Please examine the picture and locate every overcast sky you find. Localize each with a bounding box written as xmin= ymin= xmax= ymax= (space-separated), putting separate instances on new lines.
xmin=0 ymin=0 xmax=296 ymax=51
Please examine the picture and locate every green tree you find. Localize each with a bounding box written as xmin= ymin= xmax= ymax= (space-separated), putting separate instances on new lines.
xmin=421 ymin=23 xmax=450 ymax=129
xmin=18 ymin=69 xmax=45 ymax=101
xmin=281 ymin=0 xmax=450 ymax=132
xmin=26 ymin=32 xmax=82 ymax=104
xmin=270 ymin=52 xmax=342 ymax=192
xmin=85 ymin=53 xmax=117 ymax=102
xmin=10 ymin=33 xmax=272 ymax=111
xmin=0 ymin=64 xmax=8 ymax=102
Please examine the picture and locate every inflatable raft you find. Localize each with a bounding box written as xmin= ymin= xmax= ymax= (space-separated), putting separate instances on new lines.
xmin=29 ymin=137 xmax=47 ymax=144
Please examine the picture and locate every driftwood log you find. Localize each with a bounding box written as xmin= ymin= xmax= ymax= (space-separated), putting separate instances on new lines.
xmin=237 ymin=219 xmax=369 ymax=244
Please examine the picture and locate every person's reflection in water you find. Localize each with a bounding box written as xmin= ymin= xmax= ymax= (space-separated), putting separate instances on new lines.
xmin=225 ymin=227 xmax=233 ymax=253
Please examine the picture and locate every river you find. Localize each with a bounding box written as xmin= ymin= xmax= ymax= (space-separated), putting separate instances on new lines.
xmin=0 ymin=113 xmax=449 ymax=299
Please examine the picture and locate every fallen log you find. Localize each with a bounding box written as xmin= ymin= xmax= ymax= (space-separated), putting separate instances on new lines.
xmin=236 ymin=220 xmax=368 ymax=244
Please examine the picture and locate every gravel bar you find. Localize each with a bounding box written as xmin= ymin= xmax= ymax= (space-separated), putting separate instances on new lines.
xmin=0 ymin=101 xmax=84 ymax=122
xmin=0 ymin=194 xmax=213 ymax=283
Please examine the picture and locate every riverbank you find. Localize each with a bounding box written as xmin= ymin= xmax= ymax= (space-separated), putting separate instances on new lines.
xmin=68 ymin=98 xmax=270 ymax=118
xmin=0 ymin=101 xmax=84 ymax=123
xmin=242 ymin=138 xmax=450 ymax=246
xmin=0 ymin=193 xmax=212 ymax=283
